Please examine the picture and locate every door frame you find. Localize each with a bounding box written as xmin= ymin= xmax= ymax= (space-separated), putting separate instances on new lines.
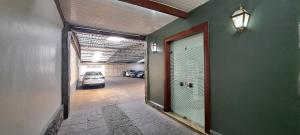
xmin=163 ymin=22 xmax=210 ymax=133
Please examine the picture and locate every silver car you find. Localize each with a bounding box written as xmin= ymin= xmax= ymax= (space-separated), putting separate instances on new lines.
xmin=82 ymin=72 xmax=105 ymax=88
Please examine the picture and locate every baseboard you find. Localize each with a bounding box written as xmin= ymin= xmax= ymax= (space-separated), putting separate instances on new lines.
xmin=164 ymin=112 xmax=208 ymax=135
xmin=146 ymin=100 xmax=164 ymax=111
xmin=41 ymin=105 xmax=64 ymax=135
xmin=210 ymin=130 xmax=222 ymax=135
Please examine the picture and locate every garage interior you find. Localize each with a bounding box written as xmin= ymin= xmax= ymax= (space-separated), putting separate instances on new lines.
xmin=64 ymin=25 xmax=160 ymax=134
xmin=69 ymin=26 xmax=146 ymax=91
xmin=1 ymin=0 xmax=300 ymax=135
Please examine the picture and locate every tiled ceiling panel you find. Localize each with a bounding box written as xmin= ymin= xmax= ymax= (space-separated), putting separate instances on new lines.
xmin=74 ymin=31 xmax=145 ymax=63
xmin=59 ymin=0 xmax=209 ymax=35
xmin=151 ymin=0 xmax=209 ymax=12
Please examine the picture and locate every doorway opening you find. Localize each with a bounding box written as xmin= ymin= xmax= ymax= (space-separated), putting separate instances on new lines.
xmin=164 ymin=22 xmax=211 ymax=134
xmin=67 ymin=26 xmax=147 ymax=116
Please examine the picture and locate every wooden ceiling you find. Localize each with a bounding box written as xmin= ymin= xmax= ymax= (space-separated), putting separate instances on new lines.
xmin=119 ymin=0 xmax=188 ymax=19
xmin=59 ymin=0 xmax=209 ymax=35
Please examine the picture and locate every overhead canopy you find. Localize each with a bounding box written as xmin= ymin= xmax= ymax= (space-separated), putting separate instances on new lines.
xmin=59 ymin=0 xmax=209 ymax=35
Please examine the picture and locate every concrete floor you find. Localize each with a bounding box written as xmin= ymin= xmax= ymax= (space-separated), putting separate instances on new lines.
xmin=58 ymin=77 xmax=200 ymax=135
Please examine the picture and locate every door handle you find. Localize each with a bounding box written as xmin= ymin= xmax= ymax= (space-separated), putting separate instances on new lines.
xmin=179 ymin=82 xmax=184 ymax=86
xmin=187 ymin=83 xmax=193 ymax=88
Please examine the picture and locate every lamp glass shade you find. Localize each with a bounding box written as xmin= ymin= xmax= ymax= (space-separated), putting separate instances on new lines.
xmin=243 ymin=13 xmax=250 ymax=27
xmin=151 ymin=43 xmax=158 ymax=53
xmin=231 ymin=6 xmax=250 ymax=32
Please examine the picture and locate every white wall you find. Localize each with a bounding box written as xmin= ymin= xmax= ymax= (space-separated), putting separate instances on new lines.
xmin=80 ymin=63 xmax=145 ymax=77
xmin=69 ymin=42 xmax=79 ymax=92
xmin=127 ymin=64 xmax=145 ymax=71
xmin=0 ymin=0 xmax=63 ymax=134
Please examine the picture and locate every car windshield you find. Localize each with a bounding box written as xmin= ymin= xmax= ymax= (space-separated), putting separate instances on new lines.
xmin=85 ymin=72 xmax=102 ymax=76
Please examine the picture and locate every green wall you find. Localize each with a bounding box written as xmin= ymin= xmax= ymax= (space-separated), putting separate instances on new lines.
xmin=147 ymin=0 xmax=300 ymax=134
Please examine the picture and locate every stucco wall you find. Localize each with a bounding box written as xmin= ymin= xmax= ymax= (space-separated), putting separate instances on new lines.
xmin=69 ymin=42 xmax=79 ymax=92
xmin=147 ymin=0 xmax=300 ymax=134
xmin=0 ymin=0 xmax=63 ymax=134
xmin=80 ymin=63 xmax=145 ymax=77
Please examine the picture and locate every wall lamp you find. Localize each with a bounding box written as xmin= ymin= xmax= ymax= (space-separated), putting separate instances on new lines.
xmin=151 ymin=42 xmax=158 ymax=53
xmin=231 ymin=5 xmax=251 ymax=32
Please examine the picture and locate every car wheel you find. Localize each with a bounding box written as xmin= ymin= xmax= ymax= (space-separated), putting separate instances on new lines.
xmin=99 ymin=84 xmax=105 ymax=88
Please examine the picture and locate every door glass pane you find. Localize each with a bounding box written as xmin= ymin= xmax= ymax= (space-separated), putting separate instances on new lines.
xmin=170 ymin=33 xmax=205 ymax=127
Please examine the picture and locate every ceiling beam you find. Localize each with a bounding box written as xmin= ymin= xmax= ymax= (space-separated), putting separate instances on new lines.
xmin=71 ymin=25 xmax=146 ymax=41
xmin=53 ymin=0 xmax=65 ymax=22
xmin=81 ymin=61 xmax=137 ymax=64
xmin=119 ymin=0 xmax=188 ymax=19
xmin=71 ymin=32 xmax=81 ymax=58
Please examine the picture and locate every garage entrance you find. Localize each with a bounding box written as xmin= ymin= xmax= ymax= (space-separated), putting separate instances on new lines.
xmin=68 ymin=25 xmax=147 ymax=104
xmin=59 ymin=26 xmax=200 ymax=135
xmin=68 ymin=26 xmax=147 ymax=91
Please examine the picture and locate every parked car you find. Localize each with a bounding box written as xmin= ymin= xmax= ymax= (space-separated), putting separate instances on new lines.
xmin=125 ymin=70 xmax=136 ymax=77
xmin=135 ymin=71 xmax=144 ymax=78
xmin=129 ymin=71 xmax=144 ymax=78
xmin=82 ymin=71 xmax=105 ymax=88
xmin=129 ymin=71 xmax=138 ymax=78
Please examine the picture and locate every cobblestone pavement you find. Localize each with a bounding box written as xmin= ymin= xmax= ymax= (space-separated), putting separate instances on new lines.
xmin=58 ymin=77 xmax=201 ymax=135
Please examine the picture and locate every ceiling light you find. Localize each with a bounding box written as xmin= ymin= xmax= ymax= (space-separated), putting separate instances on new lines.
xmin=92 ymin=52 xmax=103 ymax=62
xmin=137 ymin=59 xmax=144 ymax=63
xmin=106 ymin=36 xmax=125 ymax=42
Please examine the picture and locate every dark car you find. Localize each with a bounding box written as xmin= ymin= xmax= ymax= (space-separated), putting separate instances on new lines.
xmin=135 ymin=71 xmax=144 ymax=78
xmin=125 ymin=70 xmax=136 ymax=77
xmin=129 ymin=71 xmax=138 ymax=78
xmin=130 ymin=71 xmax=144 ymax=78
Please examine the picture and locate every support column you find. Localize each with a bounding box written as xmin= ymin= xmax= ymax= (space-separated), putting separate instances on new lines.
xmin=61 ymin=23 xmax=71 ymax=119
